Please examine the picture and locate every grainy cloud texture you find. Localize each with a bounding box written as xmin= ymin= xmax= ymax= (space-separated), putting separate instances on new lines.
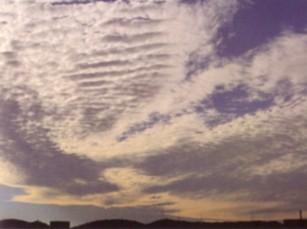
xmin=1 ymin=0 xmax=307 ymax=225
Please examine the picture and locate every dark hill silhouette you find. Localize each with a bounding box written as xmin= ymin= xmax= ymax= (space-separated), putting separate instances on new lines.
xmin=1 ymin=218 xmax=307 ymax=229
xmin=74 ymin=218 xmax=285 ymax=229
xmin=0 ymin=219 xmax=48 ymax=228
xmin=147 ymin=218 xmax=204 ymax=228
xmin=0 ymin=219 xmax=29 ymax=228
xmin=73 ymin=219 xmax=144 ymax=229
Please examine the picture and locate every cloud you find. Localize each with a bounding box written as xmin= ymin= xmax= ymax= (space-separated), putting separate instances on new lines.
xmin=135 ymin=107 xmax=307 ymax=214
xmin=0 ymin=91 xmax=119 ymax=196
xmin=1 ymin=0 xmax=307 ymax=223
xmin=51 ymin=0 xmax=116 ymax=6
xmin=129 ymin=29 xmax=307 ymax=218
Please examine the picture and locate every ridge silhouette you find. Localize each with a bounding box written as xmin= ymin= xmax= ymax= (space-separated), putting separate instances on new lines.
xmin=1 ymin=218 xmax=307 ymax=229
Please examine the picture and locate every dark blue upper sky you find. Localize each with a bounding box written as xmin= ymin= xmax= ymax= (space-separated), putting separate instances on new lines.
xmin=216 ymin=0 xmax=307 ymax=58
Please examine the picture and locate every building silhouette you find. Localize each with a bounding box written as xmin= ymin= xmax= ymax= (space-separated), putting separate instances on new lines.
xmin=283 ymin=210 xmax=307 ymax=227
xmin=50 ymin=221 xmax=70 ymax=229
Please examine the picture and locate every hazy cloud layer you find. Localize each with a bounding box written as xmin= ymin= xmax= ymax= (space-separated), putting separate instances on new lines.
xmin=1 ymin=0 xmax=307 ymax=224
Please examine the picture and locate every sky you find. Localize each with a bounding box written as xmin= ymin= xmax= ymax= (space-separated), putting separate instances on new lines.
xmin=1 ymin=0 xmax=307 ymax=226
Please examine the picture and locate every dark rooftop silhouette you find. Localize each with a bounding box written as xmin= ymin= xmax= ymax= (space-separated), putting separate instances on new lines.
xmin=73 ymin=219 xmax=143 ymax=229
xmin=50 ymin=221 xmax=70 ymax=229
xmin=0 ymin=219 xmax=49 ymax=229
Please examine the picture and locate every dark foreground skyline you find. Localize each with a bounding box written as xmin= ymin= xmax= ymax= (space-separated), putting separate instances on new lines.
xmin=1 ymin=217 xmax=307 ymax=229
xmin=1 ymin=0 xmax=307 ymax=225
